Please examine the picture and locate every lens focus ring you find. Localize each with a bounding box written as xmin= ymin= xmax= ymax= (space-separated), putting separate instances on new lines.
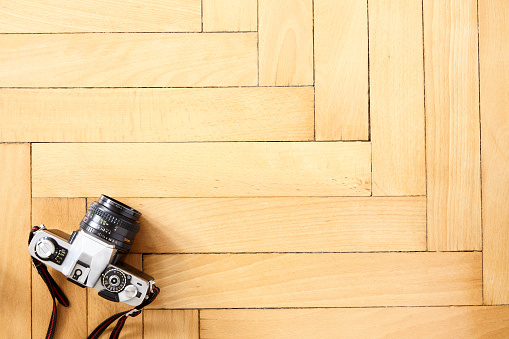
xmin=87 ymin=205 xmax=140 ymax=233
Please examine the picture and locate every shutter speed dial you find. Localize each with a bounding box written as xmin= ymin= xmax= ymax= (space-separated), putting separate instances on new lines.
xmin=36 ymin=238 xmax=56 ymax=259
xmin=102 ymin=268 xmax=127 ymax=293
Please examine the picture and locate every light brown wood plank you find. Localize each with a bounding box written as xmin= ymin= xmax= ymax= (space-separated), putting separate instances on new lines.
xmin=145 ymin=310 xmax=199 ymax=339
xmin=123 ymin=197 xmax=426 ymax=253
xmin=87 ymin=254 xmax=143 ymax=339
xmin=0 ymin=144 xmax=31 ymax=338
xmin=0 ymin=0 xmax=201 ymax=33
xmin=201 ymin=306 xmax=509 ymax=338
xmin=0 ymin=87 xmax=314 ymax=142
xmin=424 ymin=0 xmax=481 ymax=251
xmin=480 ymin=0 xmax=509 ymax=305
xmin=32 ymin=198 xmax=87 ymax=339
xmin=315 ymin=0 xmax=369 ymax=141
xmin=144 ymin=253 xmax=481 ymax=308
xmin=32 ymin=142 xmax=371 ymax=198
xmin=0 ymin=33 xmax=257 ymax=87
xmin=370 ymin=0 xmax=426 ymax=195
xmin=203 ymin=0 xmax=257 ymax=32
xmin=259 ymin=0 xmax=313 ymax=86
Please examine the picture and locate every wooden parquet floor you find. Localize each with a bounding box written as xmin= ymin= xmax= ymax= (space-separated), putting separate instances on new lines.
xmin=0 ymin=0 xmax=508 ymax=338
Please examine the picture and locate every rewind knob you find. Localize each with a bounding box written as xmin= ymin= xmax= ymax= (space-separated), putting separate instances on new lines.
xmin=35 ymin=238 xmax=56 ymax=259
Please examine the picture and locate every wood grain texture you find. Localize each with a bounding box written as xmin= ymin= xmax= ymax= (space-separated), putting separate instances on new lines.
xmin=315 ymin=0 xmax=369 ymax=141
xmin=0 ymin=87 xmax=314 ymax=142
xmin=123 ymin=197 xmax=426 ymax=253
xmin=0 ymin=1 xmax=503 ymax=335
xmin=87 ymin=254 xmax=143 ymax=339
xmin=0 ymin=144 xmax=31 ymax=338
xmin=259 ymin=0 xmax=313 ymax=86
xmin=0 ymin=33 xmax=257 ymax=87
xmin=145 ymin=310 xmax=199 ymax=339
xmin=203 ymin=0 xmax=257 ymax=32
xmin=0 ymin=0 xmax=201 ymax=33
xmin=32 ymin=198 xmax=87 ymax=339
xmin=424 ymin=0 xmax=481 ymax=251
xmin=370 ymin=0 xmax=426 ymax=195
xmin=480 ymin=0 xmax=509 ymax=305
xmin=201 ymin=306 xmax=509 ymax=338
xmin=144 ymin=253 xmax=481 ymax=308
xmin=32 ymin=142 xmax=372 ymax=198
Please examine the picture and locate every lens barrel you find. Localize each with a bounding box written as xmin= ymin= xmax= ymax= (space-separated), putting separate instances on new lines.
xmin=80 ymin=195 xmax=141 ymax=254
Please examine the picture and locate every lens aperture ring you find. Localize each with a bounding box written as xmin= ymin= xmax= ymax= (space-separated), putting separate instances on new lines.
xmin=80 ymin=222 xmax=133 ymax=251
xmin=85 ymin=210 xmax=139 ymax=239
xmin=87 ymin=205 xmax=140 ymax=233
xmin=82 ymin=218 xmax=137 ymax=243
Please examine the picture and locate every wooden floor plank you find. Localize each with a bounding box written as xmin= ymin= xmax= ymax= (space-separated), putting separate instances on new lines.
xmin=0 ymin=33 xmax=257 ymax=87
xmin=32 ymin=142 xmax=372 ymax=198
xmin=424 ymin=0 xmax=481 ymax=251
xmin=259 ymin=0 xmax=313 ymax=86
xmin=370 ymin=0 xmax=426 ymax=195
xmin=87 ymin=254 xmax=143 ymax=339
xmin=32 ymin=198 xmax=87 ymax=339
xmin=144 ymin=253 xmax=481 ymax=308
xmin=145 ymin=310 xmax=199 ymax=339
xmin=0 ymin=144 xmax=31 ymax=338
xmin=121 ymin=197 xmax=426 ymax=253
xmin=480 ymin=0 xmax=509 ymax=305
xmin=0 ymin=87 xmax=314 ymax=142
xmin=0 ymin=0 xmax=201 ymax=33
xmin=201 ymin=306 xmax=509 ymax=338
xmin=315 ymin=0 xmax=369 ymax=141
xmin=203 ymin=0 xmax=257 ymax=32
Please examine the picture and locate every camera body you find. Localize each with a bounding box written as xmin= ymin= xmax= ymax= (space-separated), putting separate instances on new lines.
xmin=28 ymin=195 xmax=155 ymax=307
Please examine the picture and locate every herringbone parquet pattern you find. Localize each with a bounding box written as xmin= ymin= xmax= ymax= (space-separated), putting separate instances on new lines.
xmin=1 ymin=0 xmax=508 ymax=338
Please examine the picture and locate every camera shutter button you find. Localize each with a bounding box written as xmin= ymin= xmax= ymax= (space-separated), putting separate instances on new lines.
xmin=36 ymin=239 xmax=56 ymax=259
xmin=124 ymin=285 xmax=138 ymax=299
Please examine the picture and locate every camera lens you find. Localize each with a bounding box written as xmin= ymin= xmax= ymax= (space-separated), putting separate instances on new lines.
xmin=80 ymin=195 xmax=141 ymax=254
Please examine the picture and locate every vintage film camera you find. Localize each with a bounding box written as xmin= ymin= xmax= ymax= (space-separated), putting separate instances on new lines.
xmin=28 ymin=195 xmax=155 ymax=306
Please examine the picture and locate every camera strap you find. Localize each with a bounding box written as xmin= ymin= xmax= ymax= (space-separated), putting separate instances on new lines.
xmin=87 ymin=283 xmax=160 ymax=339
xmin=29 ymin=226 xmax=70 ymax=339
